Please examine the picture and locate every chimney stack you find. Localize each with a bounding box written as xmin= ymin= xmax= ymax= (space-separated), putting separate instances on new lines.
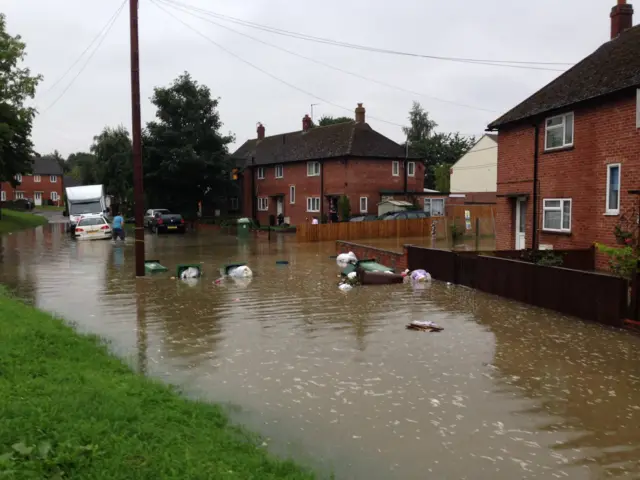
xmin=257 ymin=122 xmax=265 ymax=140
xmin=302 ymin=114 xmax=312 ymax=131
xmin=611 ymin=0 xmax=633 ymax=39
xmin=355 ymin=103 xmax=366 ymax=123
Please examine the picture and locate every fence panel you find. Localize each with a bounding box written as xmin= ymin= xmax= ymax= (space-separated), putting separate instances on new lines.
xmin=407 ymin=247 xmax=457 ymax=284
xmin=297 ymin=218 xmax=432 ymax=242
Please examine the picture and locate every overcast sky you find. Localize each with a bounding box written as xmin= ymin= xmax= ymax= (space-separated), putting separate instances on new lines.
xmin=4 ymin=0 xmax=624 ymax=157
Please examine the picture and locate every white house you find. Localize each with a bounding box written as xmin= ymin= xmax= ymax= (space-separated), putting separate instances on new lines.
xmin=450 ymin=134 xmax=497 ymax=194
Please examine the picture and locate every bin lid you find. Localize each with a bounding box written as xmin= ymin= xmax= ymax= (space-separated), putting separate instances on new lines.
xmin=237 ymin=217 xmax=251 ymax=224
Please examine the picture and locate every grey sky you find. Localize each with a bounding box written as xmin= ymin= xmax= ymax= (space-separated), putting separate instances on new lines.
xmin=5 ymin=0 xmax=619 ymax=157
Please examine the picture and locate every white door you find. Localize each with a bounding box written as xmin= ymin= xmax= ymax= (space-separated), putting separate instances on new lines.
xmin=34 ymin=192 xmax=42 ymax=206
xmin=515 ymin=198 xmax=527 ymax=250
xmin=277 ymin=197 xmax=283 ymax=216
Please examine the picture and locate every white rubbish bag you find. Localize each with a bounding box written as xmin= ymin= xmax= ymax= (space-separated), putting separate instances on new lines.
xmin=180 ymin=267 xmax=201 ymax=279
xmin=228 ymin=266 xmax=253 ymax=278
xmin=347 ymin=271 xmax=358 ymax=280
xmin=336 ymin=251 xmax=358 ymax=268
xmin=338 ymin=283 xmax=353 ymax=292
xmin=410 ymin=269 xmax=432 ymax=283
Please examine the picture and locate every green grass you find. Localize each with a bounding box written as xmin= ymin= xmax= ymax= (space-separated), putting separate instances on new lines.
xmin=0 ymin=209 xmax=48 ymax=234
xmin=0 ymin=289 xmax=315 ymax=480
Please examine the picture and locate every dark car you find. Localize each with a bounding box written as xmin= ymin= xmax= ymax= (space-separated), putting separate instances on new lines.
xmin=383 ymin=210 xmax=428 ymax=221
xmin=349 ymin=215 xmax=379 ymax=222
xmin=149 ymin=210 xmax=186 ymax=234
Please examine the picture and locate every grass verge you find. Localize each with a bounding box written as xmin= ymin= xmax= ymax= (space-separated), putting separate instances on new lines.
xmin=0 ymin=289 xmax=315 ymax=479
xmin=0 ymin=209 xmax=48 ymax=235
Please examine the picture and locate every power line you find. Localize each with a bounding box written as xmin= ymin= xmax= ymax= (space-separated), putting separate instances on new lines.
xmin=157 ymin=0 xmax=499 ymax=115
xmin=39 ymin=1 xmax=128 ymax=97
xmin=40 ymin=0 xmax=127 ymax=114
xmin=151 ymin=0 xmax=407 ymax=128
xmin=160 ymin=0 xmax=571 ymax=71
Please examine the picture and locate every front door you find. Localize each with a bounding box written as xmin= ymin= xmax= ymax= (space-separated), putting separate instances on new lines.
xmin=515 ymin=198 xmax=527 ymax=250
xmin=276 ymin=197 xmax=283 ymax=216
xmin=34 ymin=192 xmax=42 ymax=206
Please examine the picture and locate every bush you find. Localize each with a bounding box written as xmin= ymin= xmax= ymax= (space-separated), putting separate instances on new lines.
xmin=596 ymin=243 xmax=638 ymax=279
xmin=338 ymin=195 xmax=351 ymax=221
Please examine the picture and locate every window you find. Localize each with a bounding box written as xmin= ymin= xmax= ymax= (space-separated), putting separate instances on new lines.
xmin=50 ymin=175 xmax=57 ymax=183
xmin=289 ymin=185 xmax=296 ymax=204
xmin=392 ymin=161 xmax=400 ymax=176
xmin=34 ymin=175 xmax=41 ymax=183
xmin=407 ymin=162 xmax=416 ymax=177
xmin=275 ymin=164 xmax=283 ymax=179
xmin=359 ymin=197 xmax=368 ymax=213
xmin=424 ymin=198 xmax=445 ymax=217
xmin=545 ymin=112 xmax=574 ymax=150
xmin=543 ymin=199 xmax=572 ymax=232
xmin=257 ymin=167 xmax=265 ymax=180
xmin=51 ymin=192 xmax=59 ymax=202
xmin=606 ymin=164 xmax=621 ymax=215
xmin=230 ymin=197 xmax=239 ymax=210
xmin=77 ymin=216 xmax=108 ymax=227
xmin=306 ymin=197 xmax=320 ymax=212
xmin=0 ymin=191 xmax=5 ymax=202
xmin=15 ymin=174 xmax=22 ymax=183
xmin=307 ymin=161 xmax=320 ymax=177
xmin=15 ymin=191 xmax=24 ymax=200
xmin=258 ymin=197 xmax=268 ymax=211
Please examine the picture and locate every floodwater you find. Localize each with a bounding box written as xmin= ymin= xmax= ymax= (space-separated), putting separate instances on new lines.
xmin=2 ymin=225 xmax=640 ymax=479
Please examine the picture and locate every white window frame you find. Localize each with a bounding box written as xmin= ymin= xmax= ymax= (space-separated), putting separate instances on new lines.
xmin=606 ymin=163 xmax=621 ymax=215
xmin=359 ymin=196 xmax=368 ymax=213
xmin=257 ymin=167 xmax=265 ymax=180
xmin=289 ymin=185 xmax=296 ymax=204
xmin=306 ymin=197 xmax=320 ymax=212
xmin=257 ymin=197 xmax=268 ymax=211
xmin=407 ymin=162 xmax=416 ymax=177
xmin=230 ymin=197 xmax=239 ymax=210
xmin=544 ymin=112 xmax=574 ymax=151
xmin=424 ymin=198 xmax=445 ymax=217
xmin=636 ymin=88 xmax=640 ymax=129
xmin=307 ymin=161 xmax=320 ymax=177
xmin=50 ymin=175 xmax=57 ymax=183
xmin=51 ymin=191 xmax=59 ymax=202
xmin=15 ymin=191 xmax=24 ymax=200
xmin=0 ymin=191 xmax=5 ymax=202
xmin=15 ymin=174 xmax=22 ymax=183
xmin=392 ymin=161 xmax=400 ymax=176
xmin=34 ymin=175 xmax=41 ymax=183
xmin=275 ymin=164 xmax=284 ymax=179
xmin=542 ymin=198 xmax=572 ymax=233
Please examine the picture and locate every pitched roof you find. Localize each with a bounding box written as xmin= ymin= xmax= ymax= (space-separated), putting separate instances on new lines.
xmin=33 ymin=156 xmax=64 ymax=175
xmin=488 ymin=24 xmax=640 ymax=129
xmin=231 ymin=121 xmax=411 ymax=166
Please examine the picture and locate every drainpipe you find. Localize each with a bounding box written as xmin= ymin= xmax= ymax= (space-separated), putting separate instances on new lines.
xmin=532 ymin=124 xmax=540 ymax=251
xmin=403 ymin=138 xmax=409 ymax=197
xmin=251 ymin=157 xmax=256 ymax=220
xmin=320 ymin=159 xmax=325 ymax=222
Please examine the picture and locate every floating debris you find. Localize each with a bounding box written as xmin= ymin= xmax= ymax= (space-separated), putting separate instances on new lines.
xmin=406 ymin=320 xmax=443 ymax=332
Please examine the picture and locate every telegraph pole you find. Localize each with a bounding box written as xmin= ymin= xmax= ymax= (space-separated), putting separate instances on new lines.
xmin=129 ymin=0 xmax=145 ymax=276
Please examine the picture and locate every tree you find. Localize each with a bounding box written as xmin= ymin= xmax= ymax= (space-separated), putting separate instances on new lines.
xmin=402 ymin=101 xmax=437 ymax=143
xmin=90 ymin=126 xmax=132 ymax=205
xmin=318 ymin=116 xmax=354 ymax=127
xmin=66 ymin=151 xmax=98 ymax=184
xmin=0 ymin=14 xmax=42 ymax=218
xmin=338 ymin=195 xmax=351 ymax=221
xmin=143 ymin=72 xmax=234 ymax=215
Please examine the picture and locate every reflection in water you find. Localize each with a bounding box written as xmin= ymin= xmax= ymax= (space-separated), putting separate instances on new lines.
xmin=2 ymin=226 xmax=640 ymax=479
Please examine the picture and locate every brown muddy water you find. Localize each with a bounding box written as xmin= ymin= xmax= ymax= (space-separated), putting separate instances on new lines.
xmin=2 ymin=224 xmax=640 ymax=479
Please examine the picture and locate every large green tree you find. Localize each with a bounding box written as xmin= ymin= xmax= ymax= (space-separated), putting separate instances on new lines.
xmin=66 ymin=151 xmax=98 ymax=184
xmin=318 ymin=115 xmax=354 ymax=127
xmin=90 ymin=126 xmax=132 ymax=205
xmin=143 ymin=72 xmax=234 ymax=214
xmin=403 ymin=102 xmax=475 ymax=190
xmin=0 ymin=14 xmax=42 ymax=217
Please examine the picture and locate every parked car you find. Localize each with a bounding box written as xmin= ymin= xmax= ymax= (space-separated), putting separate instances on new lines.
xmin=349 ymin=215 xmax=379 ymax=222
xmin=74 ymin=215 xmax=112 ymax=241
xmin=383 ymin=210 xmax=428 ymax=221
xmin=144 ymin=209 xmax=171 ymax=228
xmin=149 ymin=210 xmax=186 ymax=234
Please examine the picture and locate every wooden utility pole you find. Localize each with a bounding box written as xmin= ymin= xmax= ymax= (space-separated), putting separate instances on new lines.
xmin=129 ymin=0 xmax=145 ymax=276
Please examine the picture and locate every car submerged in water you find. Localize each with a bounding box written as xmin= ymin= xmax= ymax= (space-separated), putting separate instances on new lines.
xmin=74 ymin=215 xmax=112 ymax=241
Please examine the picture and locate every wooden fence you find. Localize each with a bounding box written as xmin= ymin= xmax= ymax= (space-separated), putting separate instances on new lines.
xmin=407 ymin=246 xmax=627 ymax=327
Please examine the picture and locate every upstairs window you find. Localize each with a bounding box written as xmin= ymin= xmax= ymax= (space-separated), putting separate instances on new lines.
xmin=407 ymin=162 xmax=416 ymax=177
xmin=307 ymin=161 xmax=320 ymax=177
xmin=50 ymin=175 xmax=57 ymax=183
xmin=545 ymin=112 xmax=574 ymax=151
xmin=15 ymin=174 xmax=22 ymax=183
xmin=606 ymin=164 xmax=621 ymax=215
xmin=392 ymin=161 xmax=400 ymax=176
xmin=275 ymin=164 xmax=283 ymax=178
xmin=257 ymin=167 xmax=265 ymax=180
xmin=34 ymin=175 xmax=41 ymax=183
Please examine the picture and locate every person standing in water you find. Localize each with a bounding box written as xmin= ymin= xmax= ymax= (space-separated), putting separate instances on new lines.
xmin=112 ymin=211 xmax=125 ymax=241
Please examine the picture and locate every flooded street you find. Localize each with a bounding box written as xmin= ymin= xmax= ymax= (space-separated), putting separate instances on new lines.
xmin=3 ymin=225 xmax=640 ymax=479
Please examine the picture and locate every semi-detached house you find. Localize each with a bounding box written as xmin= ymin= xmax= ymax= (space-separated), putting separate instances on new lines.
xmin=488 ymin=0 xmax=640 ymax=267
xmin=231 ymin=104 xmax=424 ymax=225
xmin=0 ymin=156 xmax=64 ymax=206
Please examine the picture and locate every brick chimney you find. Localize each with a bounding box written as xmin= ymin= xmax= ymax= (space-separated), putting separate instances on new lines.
xmin=302 ymin=114 xmax=312 ymax=131
xmin=355 ymin=103 xmax=366 ymax=123
xmin=257 ymin=122 xmax=265 ymax=140
xmin=611 ymin=0 xmax=633 ymax=39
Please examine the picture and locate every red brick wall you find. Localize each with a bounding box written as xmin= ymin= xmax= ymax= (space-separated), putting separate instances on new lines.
xmin=244 ymin=158 xmax=425 ymax=226
xmin=496 ymin=91 xmax=640 ymax=269
xmin=336 ymin=240 xmax=408 ymax=272
xmin=0 ymin=174 xmax=64 ymax=205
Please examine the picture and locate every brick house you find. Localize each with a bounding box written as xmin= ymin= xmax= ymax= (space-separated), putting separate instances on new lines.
xmin=231 ymin=104 xmax=424 ymax=225
xmin=488 ymin=0 xmax=640 ymax=264
xmin=0 ymin=156 xmax=64 ymax=207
